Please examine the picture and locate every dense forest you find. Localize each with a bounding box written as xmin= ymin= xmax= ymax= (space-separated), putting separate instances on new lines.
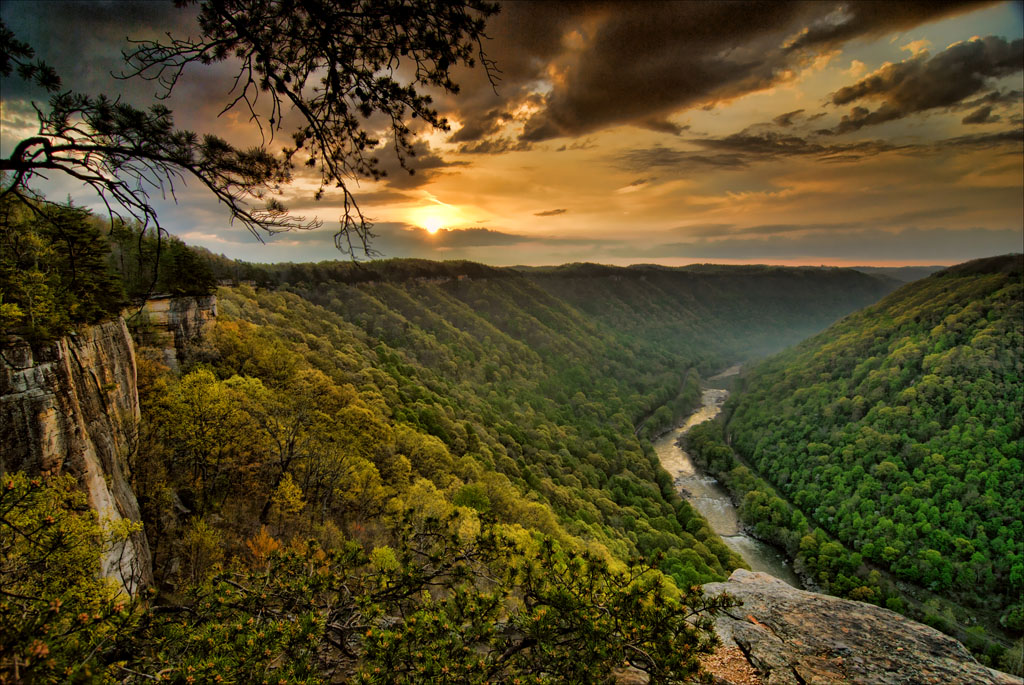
xmin=0 ymin=196 xmax=909 ymax=681
xmin=0 ymin=193 xmax=215 ymax=342
xmin=697 ymin=255 xmax=1023 ymax=669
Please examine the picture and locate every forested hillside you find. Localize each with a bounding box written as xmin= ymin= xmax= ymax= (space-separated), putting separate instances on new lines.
xmin=715 ymin=254 xmax=1023 ymax=666
xmin=155 ymin=259 xmax=893 ymax=589
xmin=527 ymin=263 xmax=899 ymax=360
xmin=3 ymin=207 xmax=907 ymax=679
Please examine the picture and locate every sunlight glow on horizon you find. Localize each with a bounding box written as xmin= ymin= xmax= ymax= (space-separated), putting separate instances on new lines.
xmin=407 ymin=202 xmax=466 ymax=235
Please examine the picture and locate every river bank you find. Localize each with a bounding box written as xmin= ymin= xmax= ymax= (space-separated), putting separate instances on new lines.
xmin=653 ymin=385 xmax=801 ymax=588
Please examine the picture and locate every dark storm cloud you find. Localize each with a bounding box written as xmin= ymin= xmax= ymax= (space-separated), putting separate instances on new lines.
xmin=773 ymin=109 xmax=806 ymax=127
xmin=783 ymin=1 xmax=988 ymax=52
xmin=962 ymin=106 xmax=1001 ymax=124
xmin=372 ymin=140 xmax=468 ymax=189
xmin=457 ymin=137 xmax=533 ymax=155
xmin=615 ymin=146 xmax=747 ymax=172
xmin=449 ymin=107 xmax=513 ymax=143
xmin=509 ymin=1 xmax=985 ymax=142
xmin=519 ymin=1 xmax=809 ymax=142
xmin=826 ymin=36 xmax=1024 ymax=134
xmin=534 ymin=208 xmax=567 ymax=216
xmin=0 ymin=1 xmax=192 ymax=102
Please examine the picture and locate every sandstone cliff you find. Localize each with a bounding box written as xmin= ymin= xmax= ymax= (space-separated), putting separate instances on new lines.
xmin=128 ymin=294 xmax=217 ymax=370
xmin=0 ymin=319 xmax=152 ymax=594
xmin=704 ymin=569 xmax=1018 ymax=685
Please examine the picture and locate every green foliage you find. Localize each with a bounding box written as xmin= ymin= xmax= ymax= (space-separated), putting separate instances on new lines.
xmin=107 ymin=223 xmax=216 ymax=299
xmin=136 ymin=514 xmax=734 ymax=684
xmin=0 ymin=473 xmax=133 ymax=683
xmin=685 ymin=420 xmax=884 ymax=603
xmin=0 ymin=190 xmax=220 ymax=343
xmin=723 ymin=256 xmax=1024 ymax=648
xmin=133 ymin=259 xmax=890 ymax=596
xmin=193 ymin=277 xmax=755 ymax=586
xmin=0 ymin=194 xmax=123 ymax=341
xmin=2 ymin=477 xmax=735 ymax=682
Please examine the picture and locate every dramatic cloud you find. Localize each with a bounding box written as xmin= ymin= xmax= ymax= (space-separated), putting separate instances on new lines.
xmin=511 ymin=1 xmax=984 ymax=141
xmin=372 ymin=140 xmax=467 ymax=189
xmin=2 ymin=1 xmax=1020 ymax=268
xmin=456 ymin=138 xmax=532 ymax=155
xmin=773 ymin=109 xmax=806 ymax=127
xmin=962 ymin=106 xmax=1001 ymax=124
xmin=783 ymin=2 xmax=985 ymax=52
xmin=615 ymin=146 xmax=747 ymax=173
xmin=449 ymin=107 xmax=513 ymax=143
xmin=826 ymin=36 xmax=1024 ymax=133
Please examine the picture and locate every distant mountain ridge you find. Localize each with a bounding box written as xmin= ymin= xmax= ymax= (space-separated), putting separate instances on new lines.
xmin=851 ymin=264 xmax=947 ymax=282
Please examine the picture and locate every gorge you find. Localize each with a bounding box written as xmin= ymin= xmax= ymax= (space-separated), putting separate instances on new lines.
xmin=1 ymin=252 xmax=1020 ymax=681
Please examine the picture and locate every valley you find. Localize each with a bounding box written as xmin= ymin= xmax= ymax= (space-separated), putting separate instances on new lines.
xmin=653 ymin=385 xmax=801 ymax=588
xmin=1 ymin=206 xmax=1020 ymax=679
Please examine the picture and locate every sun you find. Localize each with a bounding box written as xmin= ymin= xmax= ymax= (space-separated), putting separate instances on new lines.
xmin=409 ymin=203 xmax=462 ymax=235
xmin=423 ymin=214 xmax=444 ymax=234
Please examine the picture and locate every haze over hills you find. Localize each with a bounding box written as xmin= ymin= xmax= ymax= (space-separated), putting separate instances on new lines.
xmin=850 ymin=265 xmax=948 ymax=283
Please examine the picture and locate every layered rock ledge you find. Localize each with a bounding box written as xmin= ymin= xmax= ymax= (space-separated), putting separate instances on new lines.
xmin=1 ymin=319 xmax=152 ymax=594
xmin=704 ymin=569 xmax=1017 ymax=684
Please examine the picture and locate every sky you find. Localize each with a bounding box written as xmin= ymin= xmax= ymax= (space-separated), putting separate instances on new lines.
xmin=2 ymin=0 xmax=1022 ymax=267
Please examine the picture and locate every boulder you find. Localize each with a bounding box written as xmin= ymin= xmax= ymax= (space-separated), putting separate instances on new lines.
xmin=704 ymin=569 xmax=1017 ymax=685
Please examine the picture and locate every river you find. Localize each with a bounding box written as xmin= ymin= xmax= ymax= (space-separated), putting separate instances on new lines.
xmin=653 ymin=381 xmax=801 ymax=588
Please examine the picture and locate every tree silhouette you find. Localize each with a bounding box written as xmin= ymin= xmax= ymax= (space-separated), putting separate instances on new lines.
xmin=0 ymin=0 xmax=498 ymax=254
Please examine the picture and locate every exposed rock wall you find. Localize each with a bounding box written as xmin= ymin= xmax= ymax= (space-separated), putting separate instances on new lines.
xmin=129 ymin=294 xmax=217 ymax=370
xmin=704 ymin=569 xmax=1017 ymax=684
xmin=0 ymin=319 xmax=152 ymax=594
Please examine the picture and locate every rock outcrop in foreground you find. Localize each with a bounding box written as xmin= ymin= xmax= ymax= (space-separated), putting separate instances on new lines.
xmin=704 ymin=569 xmax=1017 ymax=684
xmin=0 ymin=319 xmax=152 ymax=594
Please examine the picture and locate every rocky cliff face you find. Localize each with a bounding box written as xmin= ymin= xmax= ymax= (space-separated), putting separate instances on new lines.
xmin=129 ymin=294 xmax=217 ymax=370
xmin=0 ymin=319 xmax=152 ymax=594
xmin=703 ymin=569 xmax=1017 ymax=685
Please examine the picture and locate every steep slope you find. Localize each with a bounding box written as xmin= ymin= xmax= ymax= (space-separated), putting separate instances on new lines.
xmin=0 ymin=319 xmax=152 ymax=592
xmin=723 ymin=254 xmax=1023 ymax=661
xmin=146 ymin=260 xmax=894 ymax=591
xmin=527 ymin=263 xmax=899 ymax=362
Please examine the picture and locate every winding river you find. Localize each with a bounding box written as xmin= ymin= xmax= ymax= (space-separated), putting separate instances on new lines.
xmin=653 ymin=377 xmax=801 ymax=587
